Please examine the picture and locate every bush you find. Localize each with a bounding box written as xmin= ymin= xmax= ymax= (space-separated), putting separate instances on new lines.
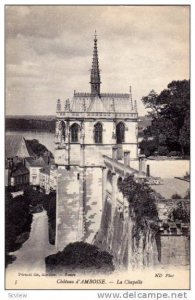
xmin=168 ymin=151 xmax=181 ymax=157
xmin=157 ymin=146 xmax=169 ymax=156
xmin=26 ymin=139 xmax=54 ymax=158
xmin=184 ymin=189 xmax=190 ymax=199
xmin=5 ymin=189 xmax=33 ymax=263
xmin=139 ymin=139 xmax=157 ymax=157
xmin=118 ymin=176 xmax=159 ymax=236
xmin=24 ymin=186 xmax=45 ymax=206
xmin=43 ymin=191 xmax=56 ymax=245
xmin=171 ymin=193 xmax=182 ymax=199
xmin=168 ymin=202 xmax=190 ymax=223
xmin=45 ymin=242 xmax=114 ymax=274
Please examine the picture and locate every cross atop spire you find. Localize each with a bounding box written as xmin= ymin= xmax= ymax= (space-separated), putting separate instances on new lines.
xmin=94 ymin=29 xmax=97 ymax=39
xmin=90 ymin=31 xmax=101 ymax=96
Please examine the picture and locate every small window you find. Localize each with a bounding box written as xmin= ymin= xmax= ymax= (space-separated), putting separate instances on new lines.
xmin=94 ymin=122 xmax=103 ymax=143
xmin=71 ymin=123 xmax=79 ymax=142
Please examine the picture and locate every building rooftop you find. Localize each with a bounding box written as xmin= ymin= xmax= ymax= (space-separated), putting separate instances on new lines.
xmin=25 ymin=156 xmax=48 ymax=167
xmin=150 ymin=178 xmax=189 ymax=199
xmin=56 ymin=34 xmax=137 ymax=117
xmin=40 ymin=166 xmax=50 ymax=175
xmin=6 ymin=135 xmax=35 ymax=158
xmin=70 ymin=93 xmax=135 ymax=114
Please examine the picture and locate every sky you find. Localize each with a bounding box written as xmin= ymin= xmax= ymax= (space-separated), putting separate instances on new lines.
xmin=5 ymin=5 xmax=190 ymax=116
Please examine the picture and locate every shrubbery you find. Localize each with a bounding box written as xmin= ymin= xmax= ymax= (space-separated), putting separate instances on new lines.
xmin=118 ymin=176 xmax=159 ymax=238
xmin=45 ymin=242 xmax=114 ymax=274
xmin=140 ymin=80 xmax=190 ymax=157
xmin=168 ymin=202 xmax=190 ymax=223
xmin=5 ymin=188 xmax=33 ymax=267
xmin=42 ymin=192 xmax=56 ymax=245
xmin=26 ymin=139 xmax=54 ymax=158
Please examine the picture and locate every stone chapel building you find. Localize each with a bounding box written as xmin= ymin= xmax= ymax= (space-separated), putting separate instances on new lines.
xmin=54 ymin=33 xmax=138 ymax=250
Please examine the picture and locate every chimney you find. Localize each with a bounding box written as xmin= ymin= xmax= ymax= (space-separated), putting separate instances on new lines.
xmin=112 ymin=147 xmax=118 ymax=160
xmin=124 ymin=151 xmax=130 ymax=167
xmin=139 ymin=154 xmax=146 ymax=174
xmin=146 ymin=164 xmax=150 ymax=177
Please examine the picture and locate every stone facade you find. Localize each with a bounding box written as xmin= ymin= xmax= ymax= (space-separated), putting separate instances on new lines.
xmin=55 ymin=33 xmax=138 ymax=250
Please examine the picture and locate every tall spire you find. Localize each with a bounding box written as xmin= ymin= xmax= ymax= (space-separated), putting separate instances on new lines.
xmin=90 ymin=30 xmax=101 ymax=96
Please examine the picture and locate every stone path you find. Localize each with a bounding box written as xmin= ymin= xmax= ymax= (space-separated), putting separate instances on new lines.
xmin=7 ymin=210 xmax=56 ymax=273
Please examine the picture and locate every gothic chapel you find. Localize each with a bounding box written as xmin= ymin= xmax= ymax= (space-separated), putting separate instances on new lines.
xmin=55 ymin=32 xmax=138 ymax=250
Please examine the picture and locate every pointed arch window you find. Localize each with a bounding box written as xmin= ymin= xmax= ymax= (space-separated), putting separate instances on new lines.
xmin=116 ymin=122 xmax=125 ymax=144
xmin=94 ymin=122 xmax=103 ymax=144
xmin=71 ymin=123 xmax=79 ymax=143
xmin=58 ymin=121 xmax=66 ymax=142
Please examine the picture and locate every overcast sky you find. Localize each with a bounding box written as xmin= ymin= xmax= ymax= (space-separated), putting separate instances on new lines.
xmin=6 ymin=5 xmax=189 ymax=116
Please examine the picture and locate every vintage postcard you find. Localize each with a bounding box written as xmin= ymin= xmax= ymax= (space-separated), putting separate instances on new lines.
xmin=5 ymin=5 xmax=190 ymax=290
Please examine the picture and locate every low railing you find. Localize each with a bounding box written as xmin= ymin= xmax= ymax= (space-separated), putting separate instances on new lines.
xmin=56 ymin=111 xmax=138 ymax=119
xmin=103 ymin=155 xmax=139 ymax=178
xmin=73 ymin=92 xmax=130 ymax=98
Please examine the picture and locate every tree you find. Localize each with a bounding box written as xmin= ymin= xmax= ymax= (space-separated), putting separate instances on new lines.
xmin=179 ymin=114 xmax=190 ymax=155
xmin=141 ymin=80 xmax=190 ymax=156
xmin=119 ymin=176 xmax=159 ymax=230
xmin=5 ymin=189 xmax=33 ymax=266
xmin=141 ymin=90 xmax=165 ymax=118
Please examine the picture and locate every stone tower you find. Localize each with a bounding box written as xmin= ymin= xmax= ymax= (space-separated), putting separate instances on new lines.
xmin=54 ymin=32 xmax=138 ymax=250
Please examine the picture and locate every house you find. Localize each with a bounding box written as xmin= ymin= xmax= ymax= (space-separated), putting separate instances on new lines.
xmin=5 ymin=135 xmax=34 ymax=188
xmin=6 ymin=161 xmax=29 ymax=190
xmin=40 ymin=166 xmax=50 ymax=194
xmin=25 ymin=156 xmax=48 ymax=187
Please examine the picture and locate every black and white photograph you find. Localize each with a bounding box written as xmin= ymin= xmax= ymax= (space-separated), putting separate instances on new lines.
xmin=4 ymin=5 xmax=190 ymax=290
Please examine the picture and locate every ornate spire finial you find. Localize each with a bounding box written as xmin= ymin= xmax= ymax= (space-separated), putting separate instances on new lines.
xmin=134 ymin=100 xmax=137 ymax=112
xmin=90 ymin=31 xmax=101 ymax=96
xmin=129 ymin=85 xmax=133 ymax=110
xmin=57 ymin=99 xmax=61 ymax=112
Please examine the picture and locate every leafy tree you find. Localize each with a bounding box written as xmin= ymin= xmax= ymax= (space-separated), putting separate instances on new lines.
xmin=141 ymin=80 xmax=190 ymax=156
xmin=5 ymin=189 xmax=33 ymax=266
xmin=184 ymin=189 xmax=190 ymax=199
xmin=179 ymin=114 xmax=190 ymax=155
xmin=141 ymin=90 xmax=165 ymax=118
xmin=119 ymin=176 xmax=159 ymax=233
xmin=171 ymin=193 xmax=182 ymax=199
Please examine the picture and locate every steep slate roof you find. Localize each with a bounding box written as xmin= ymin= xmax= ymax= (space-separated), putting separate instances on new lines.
xmin=70 ymin=93 xmax=134 ymax=113
xmin=25 ymin=156 xmax=48 ymax=167
xmin=5 ymin=135 xmax=35 ymax=158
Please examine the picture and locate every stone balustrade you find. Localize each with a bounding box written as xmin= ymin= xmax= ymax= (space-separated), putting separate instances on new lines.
xmin=56 ymin=111 xmax=138 ymax=119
